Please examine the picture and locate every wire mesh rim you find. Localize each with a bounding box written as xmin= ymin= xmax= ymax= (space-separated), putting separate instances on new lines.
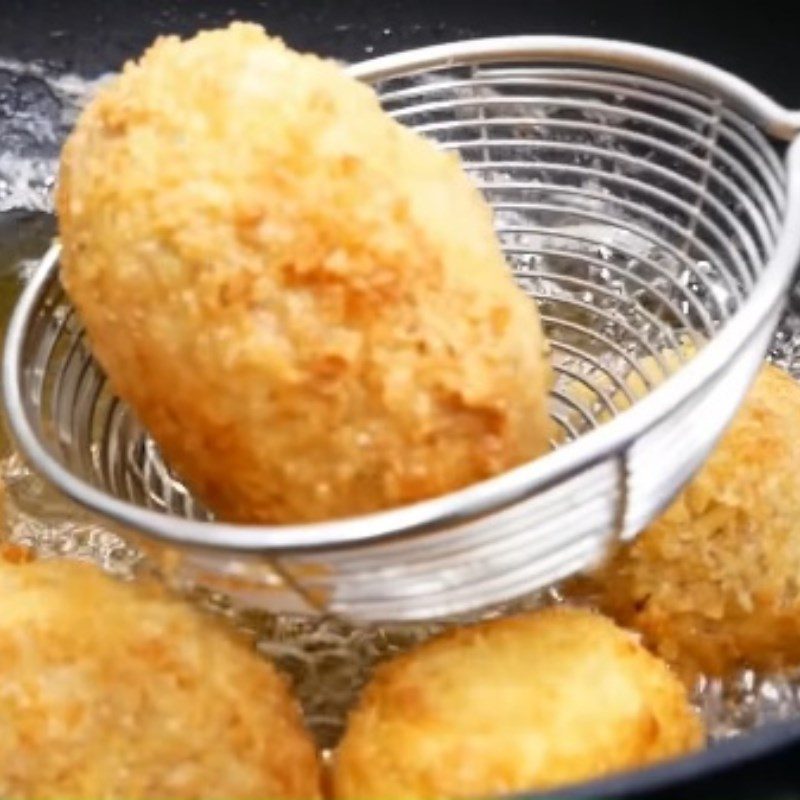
xmin=4 ymin=36 xmax=800 ymax=555
xmin=349 ymin=36 xmax=800 ymax=138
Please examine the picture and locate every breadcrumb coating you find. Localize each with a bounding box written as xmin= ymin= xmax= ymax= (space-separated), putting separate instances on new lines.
xmin=590 ymin=364 xmax=800 ymax=679
xmin=333 ymin=607 xmax=702 ymax=799
xmin=0 ymin=557 xmax=321 ymax=799
xmin=57 ymin=23 xmax=551 ymax=524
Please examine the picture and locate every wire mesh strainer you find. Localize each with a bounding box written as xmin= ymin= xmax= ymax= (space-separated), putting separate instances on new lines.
xmin=4 ymin=37 xmax=800 ymax=621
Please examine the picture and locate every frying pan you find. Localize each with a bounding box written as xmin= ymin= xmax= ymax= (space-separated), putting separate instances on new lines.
xmin=1 ymin=1 xmax=799 ymax=797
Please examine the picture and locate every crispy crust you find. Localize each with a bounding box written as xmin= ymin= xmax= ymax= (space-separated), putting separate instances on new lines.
xmin=57 ymin=23 xmax=551 ymax=524
xmin=591 ymin=364 xmax=800 ymax=679
xmin=0 ymin=558 xmax=321 ymax=799
xmin=333 ymin=607 xmax=703 ymax=799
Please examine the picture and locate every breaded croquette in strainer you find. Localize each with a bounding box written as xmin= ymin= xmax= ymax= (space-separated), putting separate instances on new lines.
xmin=57 ymin=22 xmax=551 ymax=525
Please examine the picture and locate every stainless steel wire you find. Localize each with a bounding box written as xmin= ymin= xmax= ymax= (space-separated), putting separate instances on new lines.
xmin=4 ymin=37 xmax=800 ymax=620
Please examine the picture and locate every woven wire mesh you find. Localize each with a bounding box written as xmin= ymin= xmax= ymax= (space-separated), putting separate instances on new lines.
xmin=379 ymin=63 xmax=784 ymax=440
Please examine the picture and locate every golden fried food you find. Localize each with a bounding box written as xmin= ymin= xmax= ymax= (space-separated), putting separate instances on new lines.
xmin=0 ymin=557 xmax=321 ymax=799
xmin=57 ymin=23 xmax=551 ymax=524
xmin=333 ymin=607 xmax=702 ymax=799
xmin=588 ymin=363 xmax=800 ymax=679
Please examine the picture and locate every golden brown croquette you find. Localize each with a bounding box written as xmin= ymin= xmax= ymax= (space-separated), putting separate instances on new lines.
xmin=333 ymin=607 xmax=702 ymax=799
xmin=57 ymin=23 xmax=551 ymax=524
xmin=590 ymin=363 xmax=800 ymax=679
xmin=0 ymin=557 xmax=321 ymax=799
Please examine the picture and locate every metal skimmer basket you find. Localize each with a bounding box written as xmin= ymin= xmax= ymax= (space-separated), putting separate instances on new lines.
xmin=5 ymin=37 xmax=800 ymax=621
